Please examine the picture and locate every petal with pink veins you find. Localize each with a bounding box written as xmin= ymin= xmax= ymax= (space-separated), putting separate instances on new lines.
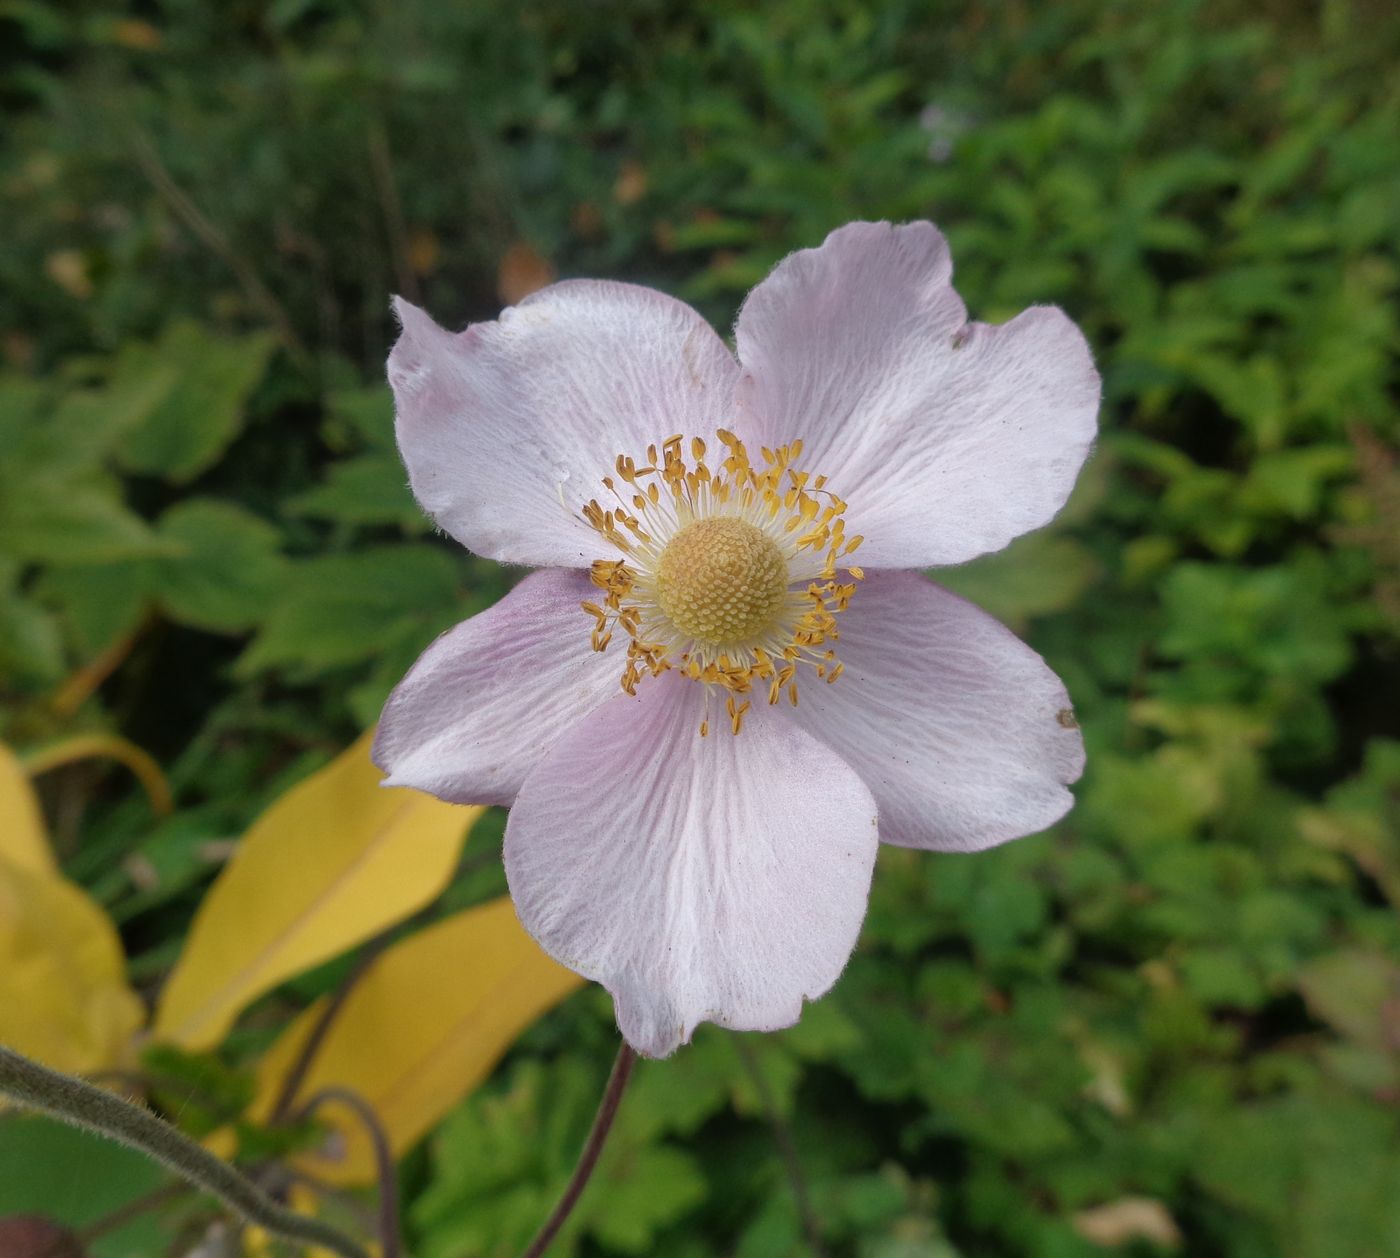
xmin=734 ymin=221 xmax=1099 ymax=568
xmin=373 ymin=568 xmax=620 ymax=807
xmin=504 ymin=671 xmax=879 ymax=1057
xmin=789 ymin=570 xmax=1085 ymax=851
xmin=388 ymin=281 xmax=740 ymax=567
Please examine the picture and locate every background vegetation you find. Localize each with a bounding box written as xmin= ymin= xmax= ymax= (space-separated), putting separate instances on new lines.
xmin=2 ymin=0 xmax=1399 ymax=1254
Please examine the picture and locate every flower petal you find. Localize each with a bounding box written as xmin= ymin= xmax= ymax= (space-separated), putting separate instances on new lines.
xmin=734 ymin=221 xmax=1100 ymax=568
xmin=504 ymin=671 xmax=879 ymax=1057
xmin=789 ymin=570 xmax=1084 ymax=851
xmin=388 ymin=282 xmax=740 ymax=567
xmin=373 ymin=569 xmax=619 ymax=807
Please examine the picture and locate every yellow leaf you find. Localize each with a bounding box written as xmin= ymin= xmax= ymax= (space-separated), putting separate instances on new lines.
xmin=247 ymin=897 xmax=582 ymax=1184
xmin=0 ymin=856 xmax=144 ymax=1074
xmin=0 ymin=742 xmax=56 ymax=876
xmin=154 ymin=731 xmax=480 ymax=1051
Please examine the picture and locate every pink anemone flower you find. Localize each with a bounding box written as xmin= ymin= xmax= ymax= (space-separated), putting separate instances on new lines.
xmin=374 ymin=221 xmax=1099 ymax=1058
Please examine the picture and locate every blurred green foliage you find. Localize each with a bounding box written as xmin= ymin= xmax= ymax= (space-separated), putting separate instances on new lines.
xmin=2 ymin=0 xmax=1399 ymax=1254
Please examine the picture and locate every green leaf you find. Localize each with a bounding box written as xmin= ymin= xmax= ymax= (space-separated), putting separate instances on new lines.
xmin=0 ymin=1115 xmax=170 ymax=1258
xmin=1193 ymin=1095 xmax=1400 ymax=1257
xmin=285 ymin=453 xmax=426 ymax=530
xmin=38 ymin=563 xmax=149 ymax=657
xmin=0 ymin=581 xmax=64 ymax=688
xmin=622 ymin=1027 xmax=738 ymax=1141
xmin=0 ymin=470 xmax=176 ymax=565
xmin=0 ymin=375 xmax=49 ymax=449
xmin=0 ymin=370 xmax=182 ymax=570
xmin=236 ymin=545 xmax=461 ymax=676
xmin=416 ymin=1057 xmax=704 ymax=1258
xmin=415 ymin=1058 xmax=585 ymax=1258
xmin=36 ymin=500 xmax=285 ymax=646
xmin=1296 ymin=950 xmax=1400 ymax=1048
xmin=1158 ymin=561 xmax=1353 ymax=687
xmin=1241 ymin=445 xmax=1355 ymax=520
xmin=587 ymin=1144 xmax=706 ymax=1254
xmin=115 ymin=321 xmax=276 ymax=482
xmin=147 ymin=499 xmax=287 ymax=632
xmin=934 ymin=533 xmax=1099 ymax=629
xmin=98 ymin=808 xmax=233 ymax=922
xmin=1300 ymin=740 xmax=1400 ymax=906
xmin=324 ymin=384 xmax=397 ymax=450
xmin=15 ymin=369 xmax=177 ymax=480
xmin=1180 ymin=945 xmax=1267 ymax=1007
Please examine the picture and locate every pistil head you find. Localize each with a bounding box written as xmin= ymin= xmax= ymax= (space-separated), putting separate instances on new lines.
xmin=655 ymin=517 xmax=789 ymax=647
xmin=579 ymin=431 xmax=864 ymax=727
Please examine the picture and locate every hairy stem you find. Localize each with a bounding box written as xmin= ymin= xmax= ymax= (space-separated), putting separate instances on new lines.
xmin=0 ymin=1047 xmax=372 ymax=1258
xmin=518 ymin=1041 xmax=637 ymax=1258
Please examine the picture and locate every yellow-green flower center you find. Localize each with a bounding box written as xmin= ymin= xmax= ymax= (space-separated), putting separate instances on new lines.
xmin=655 ymin=516 xmax=790 ymax=647
xmin=579 ymin=430 xmax=865 ymax=732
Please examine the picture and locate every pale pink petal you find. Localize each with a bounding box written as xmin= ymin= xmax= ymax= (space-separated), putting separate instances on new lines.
xmin=388 ymin=282 xmax=740 ymax=567
xmin=734 ymin=221 xmax=1100 ymax=568
xmin=504 ymin=671 xmax=879 ymax=1057
xmin=373 ymin=569 xmax=619 ymax=807
xmin=789 ymin=571 xmax=1084 ymax=851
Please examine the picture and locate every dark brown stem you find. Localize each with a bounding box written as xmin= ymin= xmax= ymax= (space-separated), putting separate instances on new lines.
xmin=734 ymin=1038 xmax=827 ymax=1257
xmin=518 ymin=1042 xmax=637 ymax=1258
xmin=269 ymin=944 xmax=383 ymax=1123
xmin=126 ymin=127 xmax=309 ymax=367
xmin=366 ymin=117 xmax=421 ymax=305
xmin=298 ymin=1087 xmax=401 ymax=1258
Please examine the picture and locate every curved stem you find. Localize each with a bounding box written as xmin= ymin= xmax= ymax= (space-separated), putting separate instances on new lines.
xmin=269 ymin=950 xmax=377 ymax=1123
xmin=298 ymin=1086 xmax=401 ymax=1258
xmin=24 ymin=731 xmax=173 ymax=816
xmin=0 ymin=1047 xmax=372 ymax=1258
xmin=518 ymin=1041 xmax=637 ymax=1258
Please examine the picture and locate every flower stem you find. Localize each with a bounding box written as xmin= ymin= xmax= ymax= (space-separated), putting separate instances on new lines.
xmin=518 ymin=1041 xmax=637 ymax=1258
xmin=299 ymin=1085 xmax=402 ymax=1258
xmin=0 ymin=1047 xmax=372 ymax=1258
xmin=269 ymin=943 xmax=382 ymax=1122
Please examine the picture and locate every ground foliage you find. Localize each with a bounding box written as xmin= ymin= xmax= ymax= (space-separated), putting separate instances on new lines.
xmin=2 ymin=0 xmax=1399 ymax=1255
